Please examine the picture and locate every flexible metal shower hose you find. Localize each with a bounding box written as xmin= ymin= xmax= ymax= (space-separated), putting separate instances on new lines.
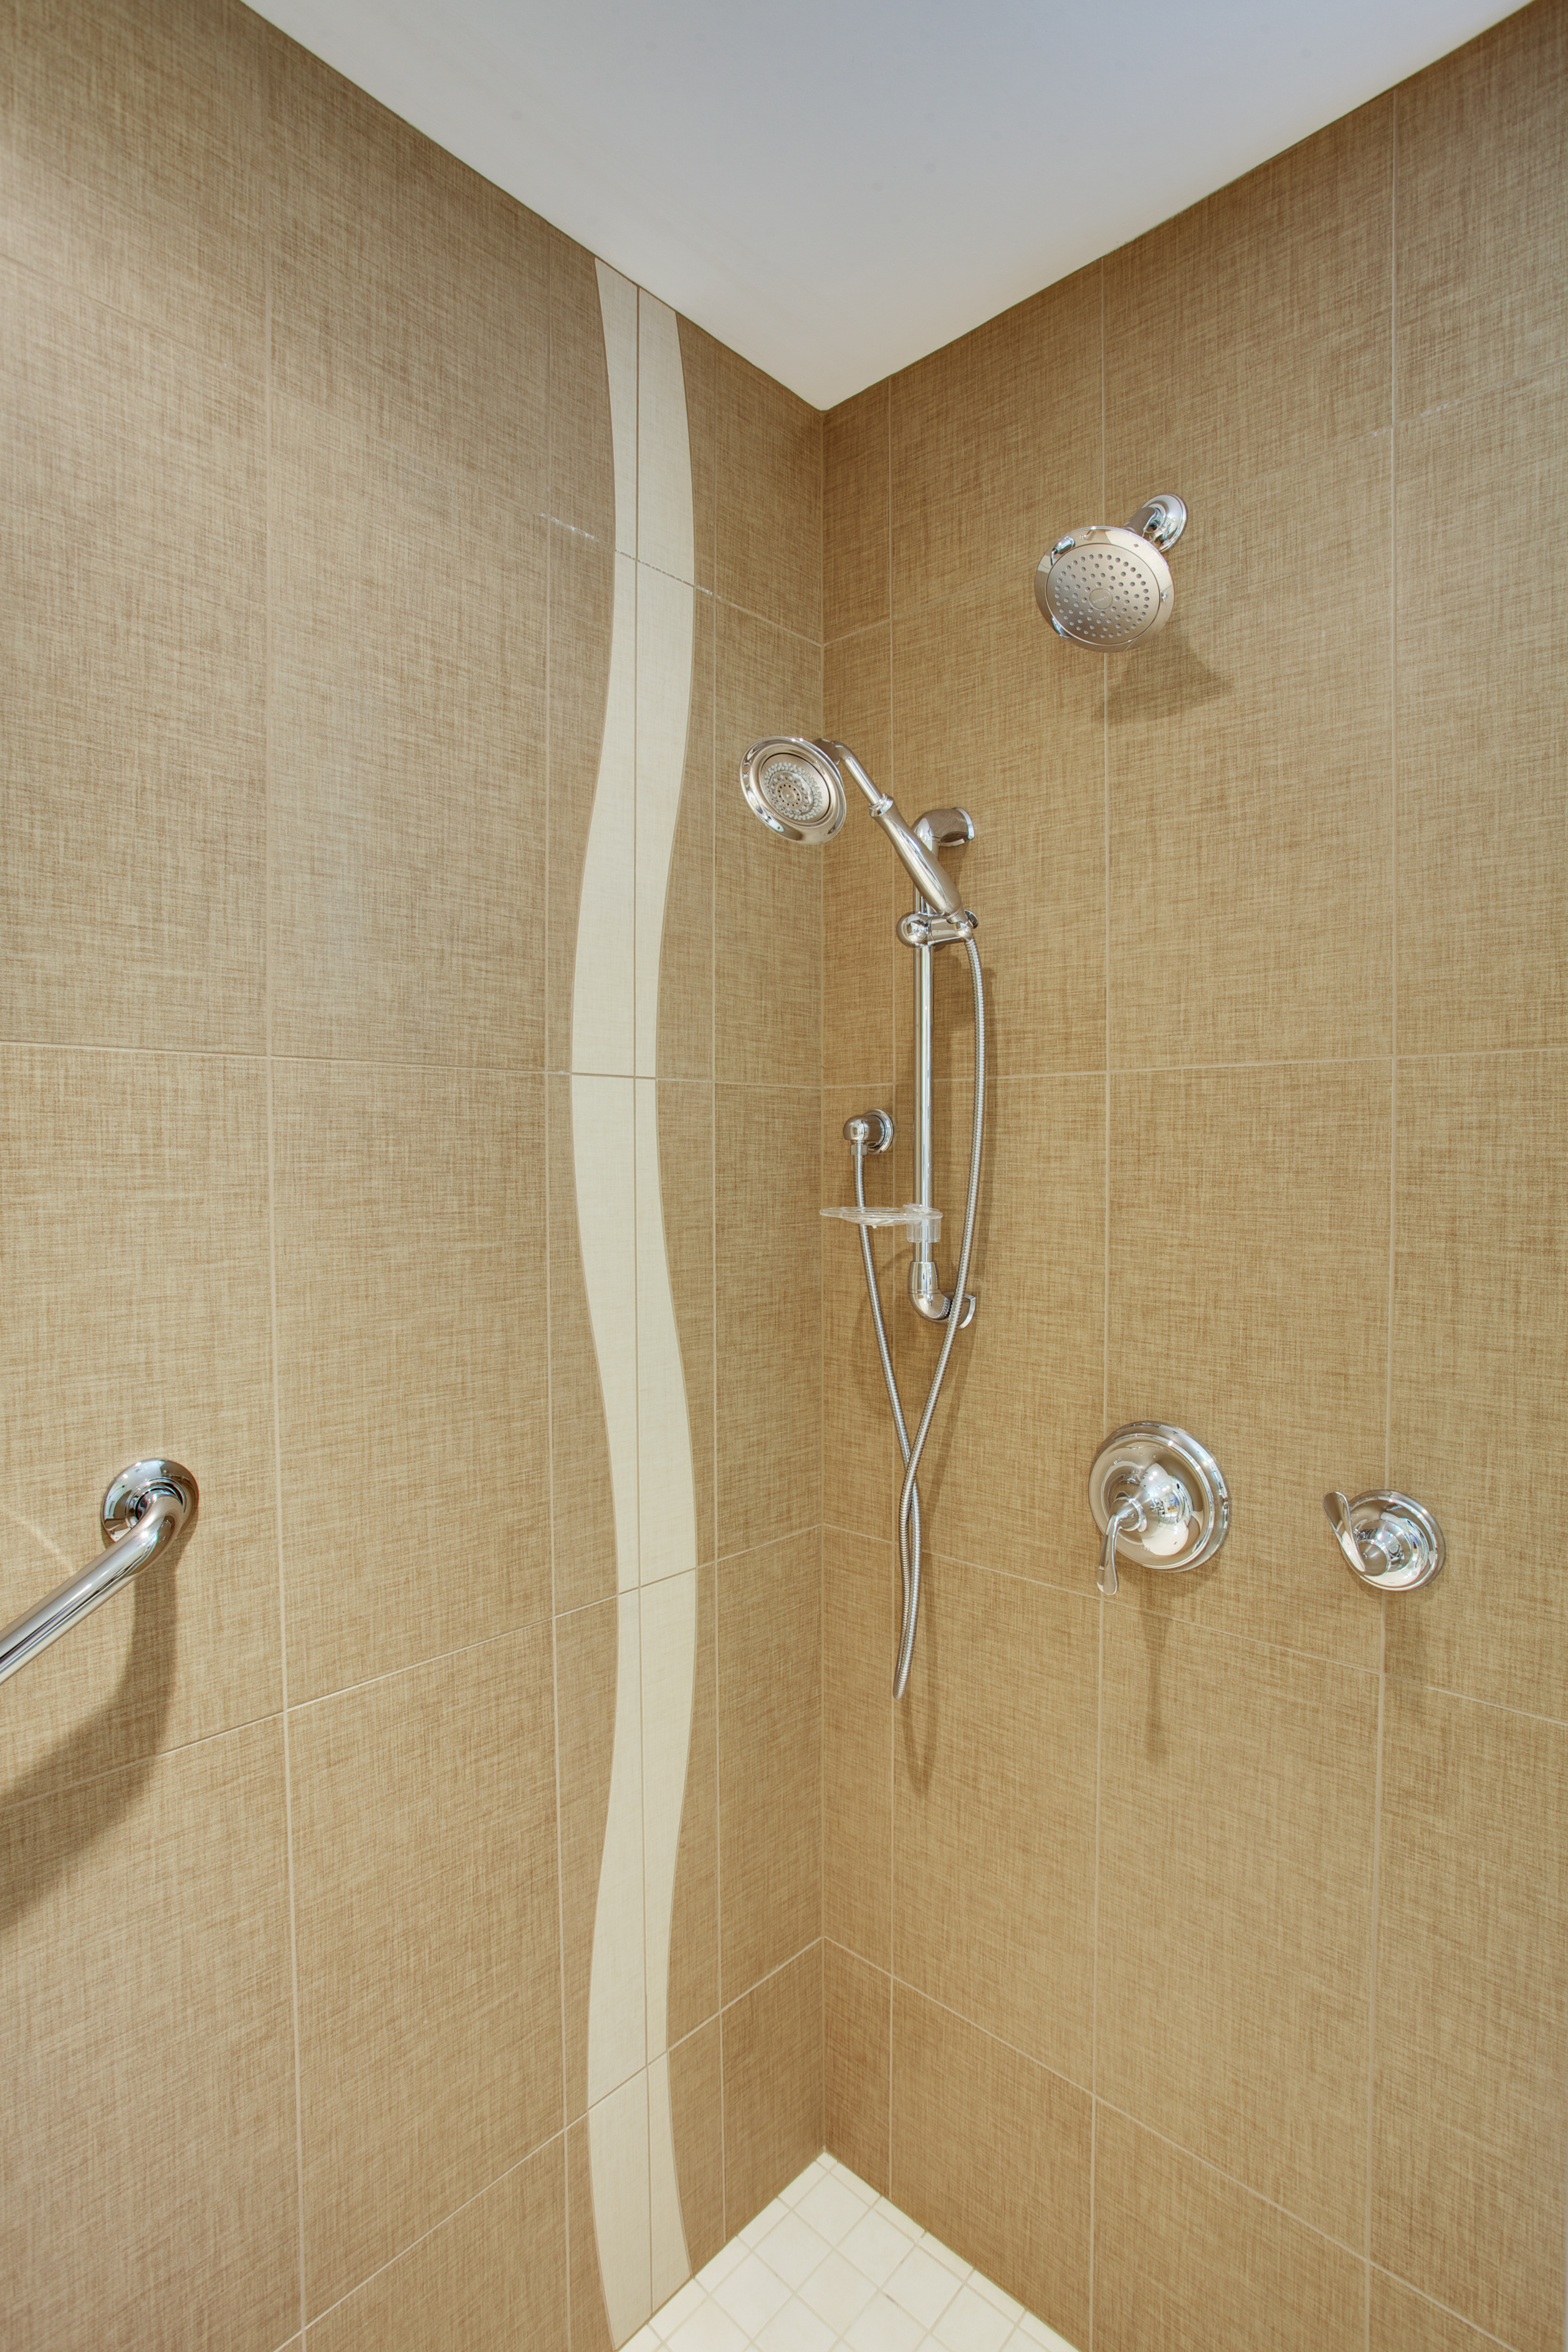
xmin=851 ymin=935 xmax=986 ymax=1699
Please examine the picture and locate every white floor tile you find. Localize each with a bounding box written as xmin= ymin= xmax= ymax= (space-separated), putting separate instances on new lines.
xmin=758 ymin=2209 xmax=836 ymax=2289
xmin=654 ymin=2278 xmax=707 ymax=2336
xmin=652 ymin=2156 xmax=1079 ymax=2352
xmin=711 ymin=2251 xmax=793 ymax=2336
xmin=932 ymin=2282 xmax=1017 ymax=2352
xmin=840 ymin=2204 xmax=919 ymax=2288
xmin=795 ymin=2169 xmax=875 ymax=2245
xmin=885 ymin=2244 xmax=965 ymax=2327
xmin=664 ymin=2299 xmax=749 ymax=2352
xmin=753 ymin=2305 xmax=839 ymax=2352
xmin=842 ymin=2290 xmax=927 ymax=2352
xmin=799 ymin=2249 xmax=879 ymax=2333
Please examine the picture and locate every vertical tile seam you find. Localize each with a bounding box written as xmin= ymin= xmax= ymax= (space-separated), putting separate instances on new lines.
xmin=258 ymin=92 xmax=310 ymax=2342
xmin=1365 ymin=90 xmax=1401 ymax=2352
xmin=542 ymin=256 xmax=576 ymax=2352
xmin=884 ymin=359 xmax=897 ymax=2196
xmin=1091 ymin=253 xmax=1108 ymax=2352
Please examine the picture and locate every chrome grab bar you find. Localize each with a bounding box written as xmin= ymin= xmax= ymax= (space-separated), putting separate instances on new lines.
xmin=0 ymin=1458 xmax=198 ymax=1688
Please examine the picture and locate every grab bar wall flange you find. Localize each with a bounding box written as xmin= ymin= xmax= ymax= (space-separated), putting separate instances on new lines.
xmin=0 ymin=1458 xmax=198 ymax=1689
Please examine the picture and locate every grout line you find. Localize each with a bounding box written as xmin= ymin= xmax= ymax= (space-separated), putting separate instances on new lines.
xmin=1090 ymin=252 xmax=1107 ymax=2352
xmin=1089 ymin=2096 xmax=1369 ymax=2264
xmin=1370 ymin=100 xmax=1398 ymax=2352
xmin=1367 ymin=2264 xmax=1524 ymax=2352
xmin=258 ymin=151 xmax=311 ymax=2347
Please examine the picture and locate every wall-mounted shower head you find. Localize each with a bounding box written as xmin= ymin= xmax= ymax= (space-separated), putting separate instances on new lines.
xmin=739 ymin=736 xmax=967 ymax=917
xmin=1035 ymin=494 xmax=1187 ymax=649
xmin=739 ymin=738 xmax=848 ymax=844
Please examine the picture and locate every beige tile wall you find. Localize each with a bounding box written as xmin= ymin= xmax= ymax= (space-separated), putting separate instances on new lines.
xmin=1 ymin=2 xmax=823 ymax=2345
xmin=822 ymin=7 xmax=1568 ymax=2348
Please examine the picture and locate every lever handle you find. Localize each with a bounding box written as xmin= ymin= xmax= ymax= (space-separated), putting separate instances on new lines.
xmin=1322 ymin=1488 xmax=1445 ymax=1594
xmin=1098 ymin=1499 xmax=1145 ymax=1599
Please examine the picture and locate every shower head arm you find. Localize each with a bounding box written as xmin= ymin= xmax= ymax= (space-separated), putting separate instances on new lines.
xmin=816 ymin=742 xmax=965 ymax=917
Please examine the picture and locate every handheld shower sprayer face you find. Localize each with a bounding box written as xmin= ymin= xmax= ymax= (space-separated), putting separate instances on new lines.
xmin=739 ymin=737 xmax=965 ymax=917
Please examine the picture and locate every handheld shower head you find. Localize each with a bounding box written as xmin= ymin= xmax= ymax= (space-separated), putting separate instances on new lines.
xmin=740 ymin=738 xmax=848 ymax=844
xmin=739 ymin=737 xmax=966 ymax=917
xmin=1035 ymin=493 xmax=1187 ymax=649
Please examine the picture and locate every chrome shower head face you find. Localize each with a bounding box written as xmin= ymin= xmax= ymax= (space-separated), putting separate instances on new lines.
xmin=740 ymin=737 xmax=848 ymax=844
xmin=1035 ymin=494 xmax=1187 ymax=650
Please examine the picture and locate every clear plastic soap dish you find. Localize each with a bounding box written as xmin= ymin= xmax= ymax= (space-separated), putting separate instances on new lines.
xmin=821 ymin=1203 xmax=943 ymax=1241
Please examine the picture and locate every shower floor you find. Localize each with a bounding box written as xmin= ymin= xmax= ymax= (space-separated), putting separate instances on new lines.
xmin=627 ymin=2153 xmax=1078 ymax=2352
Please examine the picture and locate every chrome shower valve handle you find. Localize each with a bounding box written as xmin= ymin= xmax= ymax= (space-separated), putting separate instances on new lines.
xmin=1097 ymin=1499 xmax=1145 ymax=1597
xmin=1323 ymin=1489 xmax=1445 ymax=1593
xmin=1088 ymin=1423 xmax=1229 ymax=1597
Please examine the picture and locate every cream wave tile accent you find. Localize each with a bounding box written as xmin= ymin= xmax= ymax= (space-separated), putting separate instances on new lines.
xmin=598 ymin=262 xmax=640 ymax=558
xmin=591 ymin=2070 xmax=654 ymax=2343
xmin=573 ymin=548 xmax=638 ymax=1078
xmin=580 ymin=257 xmax=701 ymax=2346
xmin=588 ymin=1588 xmax=648 ymax=2106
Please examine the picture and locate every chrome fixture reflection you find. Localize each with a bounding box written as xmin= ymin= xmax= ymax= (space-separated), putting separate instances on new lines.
xmin=740 ymin=738 xmax=983 ymax=1698
xmin=0 ymin=1458 xmax=198 ymax=1687
xmin=1088 ymin=1423 xmax=1228 ymax=1597
xmin=1035 ymin=494 xmax=1187 ymax=648
xmin=1324 ymin=1489 xmax=1445 ymax=1594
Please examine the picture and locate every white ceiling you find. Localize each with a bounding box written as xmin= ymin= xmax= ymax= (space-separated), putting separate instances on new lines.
xmin=255 ymin=0 xmax=1513 ymax=409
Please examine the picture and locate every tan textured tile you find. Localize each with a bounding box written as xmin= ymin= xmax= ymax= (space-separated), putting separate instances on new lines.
xmin=670 ymin=2017 xmax=726 ymax=2272
xmin=899 ymin=1075 xmax=1104 ymax=1594
xmin=1373 ymin=1680 xmax=1568 ymax=2352
xmin=269 ymin=395 xmax=547 ymax=1067
xmin=0 ymin=1049 xmax=279 ymax=1800
xmin=825 ymin=1944 xmax=890 ymax=2196
xmin=568 ymin=2120 xmax=613 ymax=2352
xmin=825 ymin=382 xmax=890 ymax=640
xmin=659 ymin=1084 xmax=717 ymax=1570
xmin=1388 ymin=1054 xmax=1568 ymax=1718
xmin=891 ymin=1986 xmax=1090 ymax=2343
xmin=722 ymin=1943 xmax=825 ymax=2233
xmin=669 ymin=1565 xmax=720 ymax=2046
xmin=891 ymin=266 xmax=1101 ymax=613
xmin=1 ymin=268 xmax=265 ymax=1052
xmin=822 ymin=1089 xmax=902 ymax=1546
xmin=714 ymin=605 xmax=823 ymax=1087
xmin=307 ymin=2143 xmax=568 ymax=2352
xmin=1 ymin=0 xmax=266 ymax=371
xmin=1098 ymin=1612 xmax=1379 ymax=2242
xmin=268 ymin=30 xmax=548 ymax=502
xmin=1092 ymin=2105 xmax=1365 ymax=2352
xmin=892 ymin=573 xmax=1106 ymax=1077
xmin=823 ymin=626 xmax=899 ymax=1092
xmin=0 ymin=1721 xmax=297 ymax=2351
xmin=557 ymin=1600 xmax=618 ymax=2123
xmin=715 ymin=1089 xmax=821 ymax=1554
xmin=548 ymin=1074 xmax=620 ymax=1615
xmin=896 ymin=1558 xmax=1097 ymax=2085
xmin=824 ymin=1527 xmax=893 ymax=1969
xmin=273 ymin=1060 xmax=551 ymax=1701
xmin=1370 ymin=2272 xmax=1506 ymax=2352
xmin=1106 ymin=433 xmax=1392 ymax=1069
xmin=292 ymin=1630 xmax=563 ymax=2317
xmin=679 ymin=315 xmax=719 ymax=597
xmin=1397 ymin=2 xmax=1568 ymax=414
xmin=1107 ymin=1059 xmax=1389 ymax=1668
xmin=548 ymin=521 xmax=618 ymax=1074
xmin=550 ymin=231 xmax=614 ymax=542
xmin=714 ymin=344 xmax=821 ymax=640
xmin=719 ymin=1532 xmax=822 ymax=1999
xmin=657 ymin=594 xmax=715 ymax=1080
xmin=1106 ymin=99 xmax=1391 ymax=507
xmin=1396 ymin=375 xmax=1568 ymax=1054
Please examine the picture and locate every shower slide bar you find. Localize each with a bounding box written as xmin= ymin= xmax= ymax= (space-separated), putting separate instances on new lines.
xmin=0 ymin=1458 xmax=198 ymax=1688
